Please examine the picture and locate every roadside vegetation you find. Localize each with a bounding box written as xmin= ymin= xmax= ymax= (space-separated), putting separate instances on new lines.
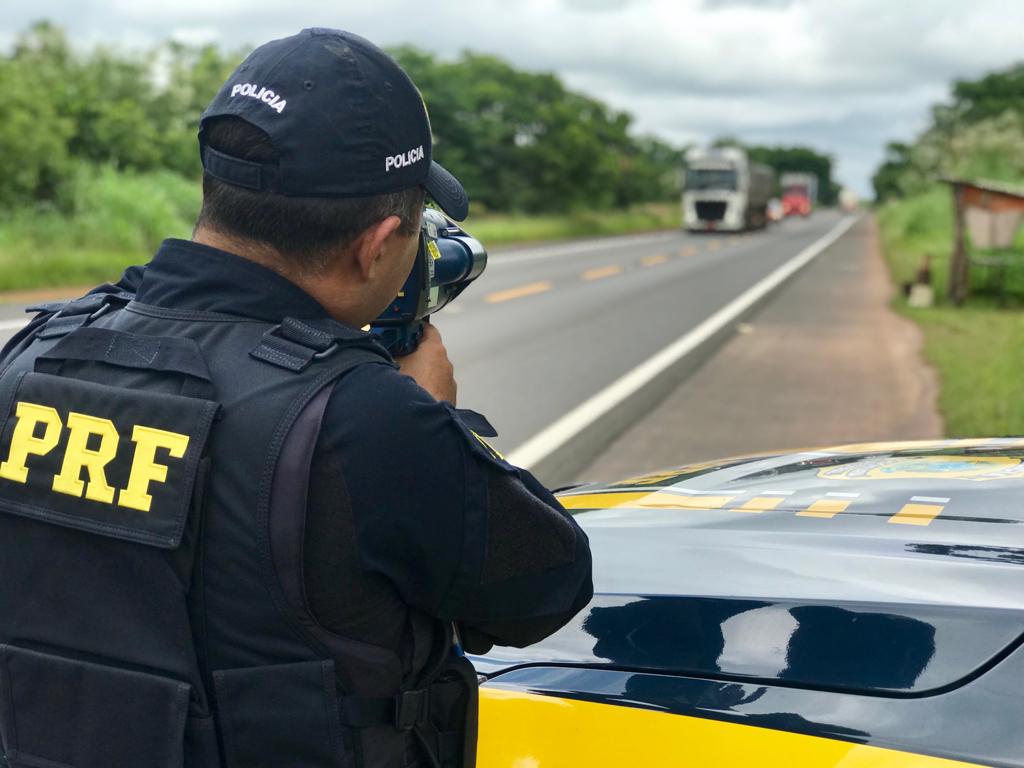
xmin=0 ymin=172 xmax=679 ymax=291
xmin=874 ymin=63 xmax=1024 ymax=437
xmin=2 ymin=21 xmax=838 ymax=293
xmin=0 ymin=22 xmax=685 ymax=291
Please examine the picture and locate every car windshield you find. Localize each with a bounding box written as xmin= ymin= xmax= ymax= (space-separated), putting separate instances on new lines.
xmin=688 ymin=168 xmax=737 ymax=191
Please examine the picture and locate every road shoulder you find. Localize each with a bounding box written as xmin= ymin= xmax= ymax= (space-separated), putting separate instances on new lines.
xmin=578 ymin=214 xmax=943 ymax=481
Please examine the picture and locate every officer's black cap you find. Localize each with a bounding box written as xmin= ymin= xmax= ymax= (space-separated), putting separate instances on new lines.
xmin=199 ymin=28 xmax=469 ymax=221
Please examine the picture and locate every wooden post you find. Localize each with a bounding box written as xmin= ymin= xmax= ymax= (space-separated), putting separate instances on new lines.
xmin=948 ymin=183 xmax=969 ymax=306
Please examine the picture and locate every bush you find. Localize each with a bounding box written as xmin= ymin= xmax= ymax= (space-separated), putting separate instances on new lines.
xmin=876 ymin=186 xmax=952 ymax=300
xmin=0 ymin=165 xmax=200 ymax=290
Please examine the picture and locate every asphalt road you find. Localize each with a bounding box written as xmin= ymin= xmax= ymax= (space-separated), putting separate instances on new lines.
xmin=443 ymin=210 xmax=844 ymax=451
xmin=0 ymin=211 xmax=845 ymax=454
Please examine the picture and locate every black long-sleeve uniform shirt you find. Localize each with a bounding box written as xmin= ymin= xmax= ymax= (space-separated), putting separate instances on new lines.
xmin=2 ymin=240 xmax=593 ymax=673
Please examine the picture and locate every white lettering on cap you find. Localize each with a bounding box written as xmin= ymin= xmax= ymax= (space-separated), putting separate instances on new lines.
xmin=228 ymin=82 xmax=287 ymax=115
xmin=385 ymin=145 xmax=425 ymax=173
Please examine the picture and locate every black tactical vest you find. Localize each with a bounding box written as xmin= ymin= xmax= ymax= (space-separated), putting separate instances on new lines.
xmin=0 ymin=293 xmax=477 ymax=768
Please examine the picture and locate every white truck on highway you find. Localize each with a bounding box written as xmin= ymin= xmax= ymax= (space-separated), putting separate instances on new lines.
xmin=683 ymin=147 xmax=774 ymax=232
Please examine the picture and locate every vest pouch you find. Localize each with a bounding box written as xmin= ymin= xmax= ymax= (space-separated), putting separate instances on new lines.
xmin=417 ymin=655 xmax=478 ymax=768
xmin=213 ymin=660 xmax=347 ymax=768
xmin=0 ymin=644 xmax=191 ymax=768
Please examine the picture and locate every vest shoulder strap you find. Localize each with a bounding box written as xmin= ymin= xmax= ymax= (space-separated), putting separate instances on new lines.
xmin=251 ymin=317 xmax=394 ymax=372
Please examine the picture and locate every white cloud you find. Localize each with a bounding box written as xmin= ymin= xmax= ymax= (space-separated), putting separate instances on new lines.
xmin=4 ymin=0 xmax=1023 ymax=195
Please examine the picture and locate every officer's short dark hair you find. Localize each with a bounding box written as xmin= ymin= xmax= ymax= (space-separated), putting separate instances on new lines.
xmin=196 ymin=116 xmax=425 ymax=270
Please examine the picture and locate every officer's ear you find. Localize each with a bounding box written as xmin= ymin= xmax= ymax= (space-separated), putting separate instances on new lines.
xmin=352 ymin=215 xmax=403 ymax=281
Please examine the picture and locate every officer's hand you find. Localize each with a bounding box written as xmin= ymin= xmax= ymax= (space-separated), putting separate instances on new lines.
xmin=396 ymin=323 xmax=457 ymax=404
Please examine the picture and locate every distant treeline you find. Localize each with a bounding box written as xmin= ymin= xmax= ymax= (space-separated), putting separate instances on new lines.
xmin=0 ymin=22 xmax=682 ymax=214
xmin=2 ymin=21 xmax=849 ymax=220
xmin=873 ymin=63 xmax=1024 ymax=201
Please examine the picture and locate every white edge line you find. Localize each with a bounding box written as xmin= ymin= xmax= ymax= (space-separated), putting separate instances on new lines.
xmin=0 ymin=319 xmax=27 ymax=332
xmin=826 ymin=492 xmax=861 ymax=499
xmin=507 ymin=214 xmax=861 ymax=469
xmin=910 ymin=496 xmax=950 ymax=504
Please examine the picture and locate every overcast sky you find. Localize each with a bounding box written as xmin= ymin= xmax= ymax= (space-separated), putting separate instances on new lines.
xmin=5 ymin=0 xmax=1024 ymax=197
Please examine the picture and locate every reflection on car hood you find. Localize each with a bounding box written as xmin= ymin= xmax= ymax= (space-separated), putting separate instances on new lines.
xmin=474 ymin=439 xmax=1024 ymax=694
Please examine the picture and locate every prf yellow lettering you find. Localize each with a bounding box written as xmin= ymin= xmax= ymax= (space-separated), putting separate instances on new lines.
xmin=52 ymin=413 xmax=119 ymax=504
xmin=118 ymin=426 xmax=190 ymax=513
xmin=0 ymin=401 xmax=191 ymax=512
xmin=0 ymin=403 xmax=63 ymax=483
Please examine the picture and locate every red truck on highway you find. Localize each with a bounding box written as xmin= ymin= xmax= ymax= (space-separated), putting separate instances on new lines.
xmin=780 ymin=172 xmax=818 ymax=217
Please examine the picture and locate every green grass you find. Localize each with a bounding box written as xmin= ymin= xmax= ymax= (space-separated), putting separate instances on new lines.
xmin=462 ymin=202 xmax=680 ymax=247
xmin=0 ymin=166 xmax=679 ymax=292
xmin=876 ymin=187 xmax=953 ymax=301
xmin=907 ymin=306 xmax=1024 ymax=436
xmin=877 ymin=184 xmax=1024 ymax=436
xmin=0 ymin=166 xmax=200 ymax=291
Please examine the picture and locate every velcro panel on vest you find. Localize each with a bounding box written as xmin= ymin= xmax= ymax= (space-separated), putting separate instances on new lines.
xmin=0 ymin=371 xmax=217 ymax=548
xmin=0 ymin=643 xmax=191 ymax=768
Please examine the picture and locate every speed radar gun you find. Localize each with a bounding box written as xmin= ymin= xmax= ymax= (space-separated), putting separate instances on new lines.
xmin=371 ymin=208 xmax=487 ymax=355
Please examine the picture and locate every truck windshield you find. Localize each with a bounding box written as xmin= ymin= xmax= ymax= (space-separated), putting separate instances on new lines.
xmin=688 ymin=169 xmax=737 ymax=191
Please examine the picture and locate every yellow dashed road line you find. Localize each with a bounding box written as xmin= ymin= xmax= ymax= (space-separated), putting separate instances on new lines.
xmin=680 ymin=246 xmax=698 ymax=257
xmin=641 ymin=254 xmax=668 ymax=267
xmin=484 ymin=281 xmax=553 ymax=304
xmin=582 ymin=264 xmax=623 ymax=281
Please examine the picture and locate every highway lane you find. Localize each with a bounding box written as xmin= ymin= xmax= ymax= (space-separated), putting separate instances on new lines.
xmin=0 ymin=211 xmax=845 ymax=454
xmin=443 ymin=210 xmax=844 ymax=451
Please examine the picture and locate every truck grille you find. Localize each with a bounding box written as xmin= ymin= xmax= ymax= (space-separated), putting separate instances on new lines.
xmin=695 ymin=201 xmax=727 ymax=221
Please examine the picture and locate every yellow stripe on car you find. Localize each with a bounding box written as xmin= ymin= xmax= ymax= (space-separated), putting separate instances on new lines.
xmin=797 ymin=498 xmax=852 ymax=518
xmin=559 ymin=491 xmax=735 ymax=511
xmin=889 ymin=497 xmax=949 ymax=526
xmin=477 ymin=688 xmax=984 ymax=768
xmin=736 ymin=495 xmax=786 ymax=512
xmin=796 ymin=492 xmax=859 ymax=519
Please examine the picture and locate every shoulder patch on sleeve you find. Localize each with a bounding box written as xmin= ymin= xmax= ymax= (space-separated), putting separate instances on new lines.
xmin=443 ymin=403 xmax=516 ymax=474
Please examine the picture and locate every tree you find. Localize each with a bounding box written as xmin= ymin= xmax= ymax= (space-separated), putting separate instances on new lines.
xmin=949 ymin=64 xmax=1024 ymax=125
xmin=391 ymin=47 xmax=680 ymax=213
xmin=3 ymin=23 xmax=682 ymax=214
xmin=873 ymin=62 xmax=1024 ymax=201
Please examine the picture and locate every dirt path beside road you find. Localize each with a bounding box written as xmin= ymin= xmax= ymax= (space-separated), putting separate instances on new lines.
xmin=579 ymin=214 xmax=943 ymax=481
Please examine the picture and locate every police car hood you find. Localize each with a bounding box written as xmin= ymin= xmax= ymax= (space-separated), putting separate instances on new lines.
xmin=473 ymin=440 xmax=1024 ymax=695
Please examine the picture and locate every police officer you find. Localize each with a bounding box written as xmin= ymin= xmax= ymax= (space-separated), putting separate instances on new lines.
xmin=0 ymin=28 xmax=592 ymax=768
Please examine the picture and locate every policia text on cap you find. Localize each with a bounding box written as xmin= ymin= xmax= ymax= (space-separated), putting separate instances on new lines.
xmin=0 ymin=28 xmax=593 ymax=768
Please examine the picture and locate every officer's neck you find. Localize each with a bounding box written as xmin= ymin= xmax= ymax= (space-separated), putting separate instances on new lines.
xmin=191 ymin=226 xmax=367 ymax=328
xmin=192 ymin=227 xmax=285 ymax=273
